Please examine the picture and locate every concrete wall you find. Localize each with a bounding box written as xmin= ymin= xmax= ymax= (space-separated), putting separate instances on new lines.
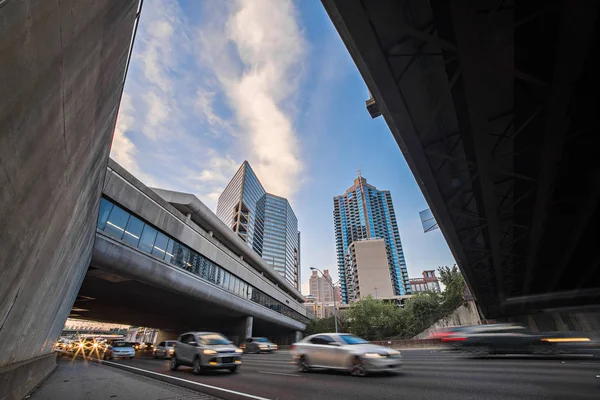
xmin=0 ymin=0 xmax=137 ymax=398
xmin=413 ymin=300 xmax=482 ymax=339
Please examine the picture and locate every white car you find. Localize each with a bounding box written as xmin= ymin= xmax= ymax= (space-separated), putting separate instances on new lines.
xmin=103 ymin=341 xmax=135 ymax=360
xmin=153 ymin=340 xmax=177 ymax=358
xmin=291 ymin=333 xmax=401 ymax=377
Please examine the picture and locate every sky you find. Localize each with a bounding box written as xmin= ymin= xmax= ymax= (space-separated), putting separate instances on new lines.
xmin=112 ymin=0 xmax=456 ymax=295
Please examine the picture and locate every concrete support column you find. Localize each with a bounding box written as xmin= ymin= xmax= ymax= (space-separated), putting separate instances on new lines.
xmin=295 ymin=331 xmax=302 ymax=343
xmin=244 ymin=316 xmax=254 ymax=340
xmin=0 ymin=1 xmax=139 ymax=399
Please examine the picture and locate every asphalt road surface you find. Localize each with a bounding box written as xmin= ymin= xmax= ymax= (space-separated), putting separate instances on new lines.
xmin=99 ymin=349 xmax=600 ymax=400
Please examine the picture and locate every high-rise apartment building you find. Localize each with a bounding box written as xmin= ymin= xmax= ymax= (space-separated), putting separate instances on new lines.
xmin=334 ymin=173 xmax=410 ymax=303
xmin=309 ymin=269 xmax=335 ymax=303
xmin=217 ymin=161 xmax=300 ymax=289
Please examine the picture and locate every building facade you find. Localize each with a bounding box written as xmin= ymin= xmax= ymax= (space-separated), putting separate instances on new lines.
xmin=217 ymin=162 xmax=301 ymax=289
xmin=309 ymin=269 xmax=335 ymax=303
xmin=345 ymin=239 xmax=395 ymax=302
xmin=409 ymin=270 xmax=441 ymax=293
xmin=334 ymin=174 xmax=410 ymax=303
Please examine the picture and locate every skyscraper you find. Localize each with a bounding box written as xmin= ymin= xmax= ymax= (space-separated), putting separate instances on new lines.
xmin=309 ymin=269 xmax=334 ymax=303
xmin=217 ymin=161 xmax=301 ymax=289
xmin=334 ymin=173 xmax=410 ymax=303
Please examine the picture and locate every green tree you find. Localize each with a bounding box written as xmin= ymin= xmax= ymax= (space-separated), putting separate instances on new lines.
xmin=437 ymin=264 xmax=466 ymax=314
xmin=401 ymin=292 xmax=444 ymax=337
xmin=346 ymin=296 xmax=400 ymax=340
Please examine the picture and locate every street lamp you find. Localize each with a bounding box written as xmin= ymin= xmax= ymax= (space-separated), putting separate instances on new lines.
xmin=310 ymin=267 xmax=339 ymax=333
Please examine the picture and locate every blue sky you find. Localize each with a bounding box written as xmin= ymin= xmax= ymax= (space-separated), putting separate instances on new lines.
xmin=112 ymin=0 xmax=455 ymax=294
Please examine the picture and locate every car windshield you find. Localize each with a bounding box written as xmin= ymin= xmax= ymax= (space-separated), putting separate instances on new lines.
xmin=112 ymin=342 xmax=132 ymax=348
xmin=165 ymin=342 xmax=175 ymax=347
xmin=338 ymin=335 xmax=369 ymax=345
xmin=200 ymin=334 xmax=230 ymax=345
xmin=255 ymin=338 xmax=270 ymax=343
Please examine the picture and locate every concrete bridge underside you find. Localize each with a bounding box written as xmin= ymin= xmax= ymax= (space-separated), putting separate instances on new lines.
xmin=322 ymin=0 xmax=600 ymax=319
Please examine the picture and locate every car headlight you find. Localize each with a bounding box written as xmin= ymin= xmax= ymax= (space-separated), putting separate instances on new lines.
xmin=203 ymin=349 xmax=217 ymax=355
xmin=235 ymin=349 xmax=243 ymax=353
xmin=363 ymin=353 xmax=385 ymax=358
xmin=388 ymin=350 xmax=400 ymax=356
xmin=169 ymin=349 xmax=175 ymax=354
xmin=79 ymin=343 xmax=84 ymax=348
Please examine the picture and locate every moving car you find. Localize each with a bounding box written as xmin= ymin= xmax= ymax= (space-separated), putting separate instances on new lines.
xmin=71 ymin=337 xmax=104 ymax=355
xmin=103 ymin=341 xmax=135 ymax=360
xmin=429 ymin=326 xmax=466 ymax=341
xmin=442 ymin=324 xmax=598 ymax=356
xmin=153 ymin=340 xmax=177 ymax=358
xmin=291 ymin=333 xmax=401 ymax=377
xmin=241 ymin=337 xmax=278 ymax=353
xmin=170 ymin=332 xmax=242 ymax=374
xmin=141 ymin=342 xmax=155 ymax=352
xmin=132 ymin=342 xmax=142 ymax=351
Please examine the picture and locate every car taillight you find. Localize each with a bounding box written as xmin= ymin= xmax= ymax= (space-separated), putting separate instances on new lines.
xmin=290 ymin=345 xmax=295 ymax=350
xmin=442 ymin=337 xmax=466 ymax=342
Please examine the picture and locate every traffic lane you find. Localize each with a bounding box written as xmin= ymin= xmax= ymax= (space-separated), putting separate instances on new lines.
xmin=110 ymin=350 xmax=600 ymax=400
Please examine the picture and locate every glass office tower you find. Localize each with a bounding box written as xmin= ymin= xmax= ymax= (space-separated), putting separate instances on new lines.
xmin=217 ymin=162 xmax=301 ymax=289
xmin=334 ymin=173 xmax=411 ymax=303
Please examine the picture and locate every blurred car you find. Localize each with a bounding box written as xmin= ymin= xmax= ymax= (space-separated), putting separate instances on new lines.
xmin=291 ymin=333 xmax=401 ymax=377
xmin=153 ymin=341 xmax=177 ymax=358
xmin=140 ymin=342 xmax=155 ymax=352
xmin=71 ymin=337 xmax=104 ymax=355
xmin=429 ymin=326 xmax=466 ymax=341
xmin=170 ymin=332 xmax=242 ymax=374
xmin=55 ymin=338 xmax=72 ymax=351
xmin=240 ymin=337 xmax=278 ymax=353
xmin=442 ymin=324 xmax=598 ymax=356
xmin=103 ymin=341 xmax=135 ymax=360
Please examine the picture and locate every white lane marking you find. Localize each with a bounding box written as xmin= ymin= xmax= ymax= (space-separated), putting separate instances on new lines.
xmin=101 ymin=360 xmax=272 ymax=400
xmin=258 ymin=371 xmax=300 ymax=377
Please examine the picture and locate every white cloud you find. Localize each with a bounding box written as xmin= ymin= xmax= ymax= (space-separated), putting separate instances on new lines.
xmin=111 ymin=93 xmax=141 ymax=174
xmin=195 ymin=0 xmax=307 ymax=199
xmin=111 ymin=0 xmax=307 ymax=213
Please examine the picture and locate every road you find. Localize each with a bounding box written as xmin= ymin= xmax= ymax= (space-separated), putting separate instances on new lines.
xmin=101 ymin=350 xmax=600 ymax=400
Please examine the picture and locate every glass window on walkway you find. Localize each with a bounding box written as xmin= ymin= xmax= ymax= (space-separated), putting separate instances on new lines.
xmin=96 ymin=197 xmax=309 ymax=324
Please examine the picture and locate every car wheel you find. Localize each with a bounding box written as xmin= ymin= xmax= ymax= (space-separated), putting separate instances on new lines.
xmin=229 ymin=366 xmax=238 ymax=373
xmin=170 ymin=356 xmax=179 ymax=371
xmin=192 ymin=357 xmax=203 ymax=375
xmin=297 ymin=355 xmax=311 ymax=373
xmin=349 ymin=357 xmax=367 ymax=377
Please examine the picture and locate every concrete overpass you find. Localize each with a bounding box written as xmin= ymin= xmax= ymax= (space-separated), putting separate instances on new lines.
xmin=78 ymin=159 xmax=307 ymax=344
xmin=322 ymin=0 xmax=600 ymax=319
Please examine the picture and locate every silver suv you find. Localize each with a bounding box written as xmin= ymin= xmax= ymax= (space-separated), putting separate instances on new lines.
xmin=170 ymin=332 xmax=243 ymax=374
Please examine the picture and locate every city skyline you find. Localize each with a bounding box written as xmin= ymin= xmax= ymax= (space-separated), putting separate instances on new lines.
xmin=334 ymin=174 xmax=411 ymax=303
xmin=110 ymin=0 xmax=457 ymax=296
